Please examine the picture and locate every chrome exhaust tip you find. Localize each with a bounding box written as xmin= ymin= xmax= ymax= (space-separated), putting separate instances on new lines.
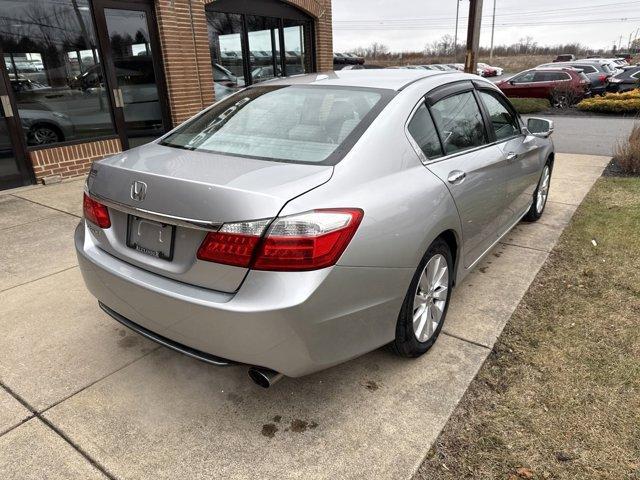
xmin=248 ymin=367 xmax=284 ymax=388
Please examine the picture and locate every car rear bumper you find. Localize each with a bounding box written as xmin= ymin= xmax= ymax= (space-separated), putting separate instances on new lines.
xmin=75 ymin=222 xmax=412 ymax=377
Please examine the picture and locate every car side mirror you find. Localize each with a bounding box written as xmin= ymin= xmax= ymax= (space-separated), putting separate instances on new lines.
xmin=526 ymin=117 xmax=554 ymax=138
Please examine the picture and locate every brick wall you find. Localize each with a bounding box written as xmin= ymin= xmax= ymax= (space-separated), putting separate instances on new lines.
xmin=29 ymin=138 xmax=122 ymax=182
xmin=155 ymin=0 xmax=216 ymax=125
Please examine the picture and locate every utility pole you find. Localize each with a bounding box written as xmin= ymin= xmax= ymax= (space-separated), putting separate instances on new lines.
xmin=489 ymin=0 xmax=497 ymax=63
xmin=628 ymin=31 xmax=634 ymax=50
xmin=454 ymin=0 xmax=461 ymax=61
xmin=464 ymin=0 xmax=483 ymax=74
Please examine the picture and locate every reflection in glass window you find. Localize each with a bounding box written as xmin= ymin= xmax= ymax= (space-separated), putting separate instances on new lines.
xmin=207 ymin=12 xmax=245 ymax=100
xmin=0 ymin=0 xmax=115 ymax=146
xmin=283 ymin=20 xmax=309 ymax=76
xmin=431 ymin=92 xmax=487 ymax=155
xmin=206 ymin=8 xmax=312 ymax=100
xmin=478 ymin=91 xmax=520 ymax=141
xmin=408 ymin=103 xmax=443 ymax=159
xmin=247 ymin=16 xmax=281 ymax=84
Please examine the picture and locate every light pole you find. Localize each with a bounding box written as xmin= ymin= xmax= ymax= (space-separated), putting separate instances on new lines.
xmin=489 ymin=0 xmax=497 ymax=63
xmin=464 ymin=0 xmax=484 ymax=73
xmin=454 ymin=0 xmax=462 ymax=61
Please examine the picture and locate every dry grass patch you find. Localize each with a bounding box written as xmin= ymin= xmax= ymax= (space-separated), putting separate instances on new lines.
xmin=415 ymin=177 xmax=640 ymax=480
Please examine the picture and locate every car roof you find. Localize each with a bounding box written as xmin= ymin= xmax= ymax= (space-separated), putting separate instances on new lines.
xmin=258 ymin=69 xmax=455 ymax=91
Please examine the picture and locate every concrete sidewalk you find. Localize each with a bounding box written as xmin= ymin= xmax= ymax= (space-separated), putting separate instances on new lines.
xmin=0 ymin=154 xmax=609 ymax=480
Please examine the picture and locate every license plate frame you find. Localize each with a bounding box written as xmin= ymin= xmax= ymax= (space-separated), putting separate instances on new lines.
xmin=126 ymin=215 xmax=176 ymax=261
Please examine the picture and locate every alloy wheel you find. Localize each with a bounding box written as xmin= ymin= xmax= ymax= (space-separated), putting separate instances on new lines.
xmin=31 ymin=127 xmax=59 ymax=145
xmin=412 ymin=253 xmax=449 ymax=343
xmin=536 ymin=165 xmax=550 ymax=214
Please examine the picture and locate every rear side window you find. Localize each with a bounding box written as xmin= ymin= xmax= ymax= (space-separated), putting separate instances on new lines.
xmin=478 ymin=91 xmax=521 ymax=141
xmin=534 ymin=71 xmax=571 ymax=82
xmin=407 ymin=103 xmax=443 ymax=159
xmin=430 ymin=92 xmax=487 ymax=155
xmin=160 ymin=85 xmax=387 ymax=164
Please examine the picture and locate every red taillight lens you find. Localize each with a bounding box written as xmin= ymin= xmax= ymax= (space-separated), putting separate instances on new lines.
xmin=197 ymin=233 xmax=261 ymax=268
xmin=599 ymin=74 xmax=607 ymax=82
xmin=197 ymin=209 xmax=364 ymax=271
xmin=83 ymin=193 xmax=111 ymax=228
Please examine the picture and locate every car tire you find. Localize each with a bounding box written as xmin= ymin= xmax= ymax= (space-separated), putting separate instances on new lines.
xmin=524 ymin=161 xmax=552 ymax=222
xmin=392 ymin=238 xmax=453 ymax=358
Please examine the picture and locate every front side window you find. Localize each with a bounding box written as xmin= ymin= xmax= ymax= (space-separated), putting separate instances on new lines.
xmin=478 ymin=91 xmax=521 ymax=141
xmin=161 ymin=86 xmax=386 ymax=164
xmin=430 ymin=92 xmax=487 ymax=155
xmin=407 ymin=103 xmax=442 ymax=159
xmin=0 ymin=0 xmax=116 ymax=147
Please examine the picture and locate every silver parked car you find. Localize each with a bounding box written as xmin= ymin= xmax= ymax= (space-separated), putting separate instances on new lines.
xmin=76 ymin=70 xmax=554 ymax=387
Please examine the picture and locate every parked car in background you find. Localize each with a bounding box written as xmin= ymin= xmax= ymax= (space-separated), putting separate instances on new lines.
xmin=478 ymin=63 xmax=504 ymax=77
xmin=447 ymin=63 xmax=465 ymax=71
xmin=76 ymin=69 xmax=554 ymax=387
xmin=537 ymin=60 xmax=611 ymax=95
xmin=607 ymin=66 xmax=640 ymax=93
xmin=616 ymin=52 xmax=633 ymax=62
xmin=496 ymin=67 xmax=590 ymax=108
xmin=553 ymin=54 xmax=576 ymax=62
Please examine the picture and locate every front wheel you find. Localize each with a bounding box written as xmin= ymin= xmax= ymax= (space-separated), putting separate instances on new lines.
xmin=392 ymin=238 xmax=453 ymax=358
xmin=524 ymin=163 xmax=551 ymax=222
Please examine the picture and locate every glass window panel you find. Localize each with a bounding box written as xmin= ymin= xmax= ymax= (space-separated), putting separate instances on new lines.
xmin=407 ymin=103 xmax=442 ymax=159
xmin=283 ymin=20 xmax=308 ymax=76
xmin=246 ymin=16 xmax=281 ymax=84
xmin=0 ymin=0 xmax=116 ymax=147
xmin=206 ymin=12 xmax=245 ymax=100
xmin=431 ymin=92 xmax=487 ymax=155
xmin=103 ymin=8 xmax=165 ymax=147
xmin=161 ymin=86 xmax=383 ymax=164
xmin=478 ymin=91 xmax=520 ymax=142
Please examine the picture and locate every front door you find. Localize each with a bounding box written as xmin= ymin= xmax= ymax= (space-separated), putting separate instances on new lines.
xmin=0 ymin=62 xmax=32 ymax=190
xmin=92 ymin=0 xmax=171 ymax=149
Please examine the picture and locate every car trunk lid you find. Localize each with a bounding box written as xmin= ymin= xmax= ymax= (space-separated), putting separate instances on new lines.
xmin=86 ymin=143 xmax=333 ymax=293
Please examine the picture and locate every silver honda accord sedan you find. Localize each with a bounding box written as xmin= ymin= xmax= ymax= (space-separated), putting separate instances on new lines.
xmin=76 ymin=70 xmax=554 ymax=387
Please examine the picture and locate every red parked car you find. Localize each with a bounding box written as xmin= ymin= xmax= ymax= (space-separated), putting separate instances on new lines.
xmin=496 ymin=68 xmax=591 ymax=108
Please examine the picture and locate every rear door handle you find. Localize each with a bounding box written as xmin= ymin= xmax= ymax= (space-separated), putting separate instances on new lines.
xmin=447 ymin=170 xmax=466 ymax=184
xmin=506 ymin=152 xmax=519 ymax=161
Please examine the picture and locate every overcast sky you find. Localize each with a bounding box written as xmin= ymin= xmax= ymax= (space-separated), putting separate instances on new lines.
xmin=332 ymin=0 xmax=640 ymax=52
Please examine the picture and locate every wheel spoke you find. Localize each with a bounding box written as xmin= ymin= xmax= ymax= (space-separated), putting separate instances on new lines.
xmin=433 ymin=285 xmax=448 ymax=300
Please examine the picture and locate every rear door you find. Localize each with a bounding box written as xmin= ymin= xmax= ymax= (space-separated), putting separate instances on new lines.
xmin=420 ymin=83 xmax=508 ymax=268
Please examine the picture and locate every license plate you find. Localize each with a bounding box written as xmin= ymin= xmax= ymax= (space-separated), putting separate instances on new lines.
xmin=126 ymin=216 xmax=175 ymax=261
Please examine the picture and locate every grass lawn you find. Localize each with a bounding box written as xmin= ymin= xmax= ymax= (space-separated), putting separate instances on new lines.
xmin=415 ymin=177 xmax=640 ymax=480
xmin=510 ymin=98 xmax=551 ymax=114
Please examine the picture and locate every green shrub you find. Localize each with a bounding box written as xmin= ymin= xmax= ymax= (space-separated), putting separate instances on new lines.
xmin=509 ymin=98 xmax=551 ymax=114
xmin=577 ymin=91 xmax=640 ymax=114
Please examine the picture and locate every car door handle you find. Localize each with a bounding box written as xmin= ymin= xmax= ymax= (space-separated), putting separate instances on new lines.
xmin=506 ymin=152 xmax=519 ymax=161
xmin=447 ymin=170 xmax=466 ymax=184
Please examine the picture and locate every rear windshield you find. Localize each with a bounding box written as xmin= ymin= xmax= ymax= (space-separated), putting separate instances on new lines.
xmin=160 ymin=85 xmax=392 ymax=165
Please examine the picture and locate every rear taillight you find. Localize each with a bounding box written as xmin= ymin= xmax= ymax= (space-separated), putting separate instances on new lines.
xmin=598 ymin=74 xmax=607 ymax=82
xmin=197 ymin=209 xmax=363 ymax=271
xmin=83 ymin=193 xmax=111 ymax=228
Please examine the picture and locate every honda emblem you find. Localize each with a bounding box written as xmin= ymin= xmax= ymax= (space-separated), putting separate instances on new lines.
xmin=130 ymin=181 xmax=147 ymax=202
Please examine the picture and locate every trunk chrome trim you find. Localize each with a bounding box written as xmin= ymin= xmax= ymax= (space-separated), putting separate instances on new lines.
xmin=88 ymin=190 xmax=223 ymax=231
xmin=99 ymin=302 xmax=236 ymax=367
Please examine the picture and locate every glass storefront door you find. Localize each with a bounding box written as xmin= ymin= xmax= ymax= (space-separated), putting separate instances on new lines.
xmin=0 ymin=60 xmax=32 ymax=189
xmin=92 ymin=0 xmax=171 ymax=149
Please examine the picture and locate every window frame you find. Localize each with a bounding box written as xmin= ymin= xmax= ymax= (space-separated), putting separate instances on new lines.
xmin=405 ymin=81 xmax=525 ymax=165
xmin=475 ymin=88 xmax=524 ymax=144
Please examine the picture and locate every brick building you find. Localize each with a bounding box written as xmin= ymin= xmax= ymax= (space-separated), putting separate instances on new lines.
xmin=0 ymin=0 xmax=333 ymax=190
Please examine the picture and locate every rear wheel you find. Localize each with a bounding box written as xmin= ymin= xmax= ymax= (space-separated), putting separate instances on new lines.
xmin=392 ymin=239 xmax=453 ymax=358
xmin=524 ymin=163 xmax=551 ymax=222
